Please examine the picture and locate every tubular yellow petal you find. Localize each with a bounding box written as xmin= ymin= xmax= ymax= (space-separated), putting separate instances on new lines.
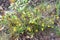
xmin=13 ymin=27 xmax=16 ymax=32
xmin=41 ymin=28 xmax=44 ymax=31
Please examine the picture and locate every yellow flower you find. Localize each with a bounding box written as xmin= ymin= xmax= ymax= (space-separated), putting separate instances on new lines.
xmin=47 ymin=5 xmax=51 ymax=9
xmin=56 ymin=16 xmax=59 ymax=19
xmin=31 ymin=22 xmax=34 ymax=24
xmin=51 ymin=21 xmax=54 ymax=24
xmin=42 ymin=23 xmax=44 ymax=27
xmin=22 ymin=15 xmax=24 ymax=18
xmin=13 ymin=27 xmax=16 ymax=32
xmin=17 ymin=21 xmax=19 ymax=24
xmin=41 ymin=28 xmax=44 ymax=31
xmin=19 ymin=24 xmax=21 ymax=26
xmin=35 ymin=29 xmax=38 ymax=32
xmin=15 ymin=18 xmax=17 ymax=20
xmin=48 ymin=25 xmax=50 ymax=27
xmin=23 ymin=11 xmax=26 ymax=14
xmin=27 ymin=27 xmax=31 ymax=31
xmin=29 ymin=21 xmax=34 ymax=24
xmin=28 ymin=14 xmax=30 ymax=16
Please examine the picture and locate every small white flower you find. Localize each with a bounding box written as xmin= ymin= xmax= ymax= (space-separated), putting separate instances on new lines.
xmin=0 ymin=15 xmax=2 ymax=18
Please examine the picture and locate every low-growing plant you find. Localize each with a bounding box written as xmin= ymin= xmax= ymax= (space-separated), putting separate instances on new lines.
xmin=0 ymin=0 xmax=60 ymax=39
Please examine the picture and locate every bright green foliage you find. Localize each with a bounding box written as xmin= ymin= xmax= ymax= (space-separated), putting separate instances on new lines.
xmin=0 ymin=0 xmax=60 ymax=36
